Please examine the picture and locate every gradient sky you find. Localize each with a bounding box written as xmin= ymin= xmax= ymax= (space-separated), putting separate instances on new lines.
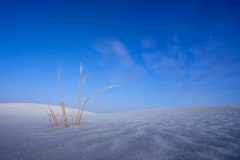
xmin=0 ymin=0 xmax=240 ymax=112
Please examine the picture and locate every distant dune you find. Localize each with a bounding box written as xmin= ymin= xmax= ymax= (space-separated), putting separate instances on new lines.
xmin=0 ymin=103 xmax=240 ymax=160
xmin=0 ymin=103 xmax=94 ymax=117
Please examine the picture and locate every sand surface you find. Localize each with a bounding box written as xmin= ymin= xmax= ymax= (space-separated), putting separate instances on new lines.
xmin=0 ymin=103 xmax=240 ymax=160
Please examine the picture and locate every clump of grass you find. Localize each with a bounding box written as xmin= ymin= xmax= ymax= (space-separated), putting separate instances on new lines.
xmin=47 ymin=63 xmax=123 ymax=127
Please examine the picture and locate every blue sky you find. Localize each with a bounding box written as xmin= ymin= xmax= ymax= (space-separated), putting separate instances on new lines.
xmin=0 ymin=0 xmax=240 ymax=112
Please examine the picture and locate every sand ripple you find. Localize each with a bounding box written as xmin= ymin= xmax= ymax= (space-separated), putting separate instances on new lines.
xmin=0 ymin=104 xmax=240 ymax=160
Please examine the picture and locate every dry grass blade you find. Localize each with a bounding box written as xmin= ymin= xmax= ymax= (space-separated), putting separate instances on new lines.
xmin=74 ymin=64 xmax=87 ymax=110
xmin=60 ymin=101 xmax=69 ymax=127
xmin=75 ymin=63 xmax=91 ymax=125
xmin=84 ymin=83 xmax=122 ymax=107
xmin=58 ymin=65 xmax=69 ymax=127
xmin=76 ymin=82 xmax=123 ymax=125
xmin=45 ymin=94 xmax=59 ymax=127
xmin=26 ymin=106 xmax=49 ymax=116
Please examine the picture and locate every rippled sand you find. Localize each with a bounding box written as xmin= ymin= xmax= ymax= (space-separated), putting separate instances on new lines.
xmin=0 ymin=103 xmax=240 ymax=160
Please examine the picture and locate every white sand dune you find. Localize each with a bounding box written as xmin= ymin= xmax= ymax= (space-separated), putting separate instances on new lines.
xmin=0 ymin=103 xmax=94 ymax=125
xmin=0 ymin=103 xmax=240 ymax=160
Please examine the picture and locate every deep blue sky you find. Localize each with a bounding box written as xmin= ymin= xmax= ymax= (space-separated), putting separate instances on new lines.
xmin=0 ymin=0 xmax=240 ymax=112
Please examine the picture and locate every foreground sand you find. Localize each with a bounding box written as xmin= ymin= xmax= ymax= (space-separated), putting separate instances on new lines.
xmin=0 ymin=103 xmax=240 ymax=160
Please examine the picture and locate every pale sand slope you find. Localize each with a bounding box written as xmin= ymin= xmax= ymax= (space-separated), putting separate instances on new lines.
xmin=0 ymin=103 xmax=240 ymax=160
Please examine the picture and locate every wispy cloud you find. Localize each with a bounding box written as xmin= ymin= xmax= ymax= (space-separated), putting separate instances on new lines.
xmin=153 ymin=39 xmax=240 ymax=91
xmin=93 ymin=39 xmax=147 ymax=81
xmin=142 ymin=52 xmax=184 ymax=77
xmin=94 ymin=39 xmax=134 ymax=67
